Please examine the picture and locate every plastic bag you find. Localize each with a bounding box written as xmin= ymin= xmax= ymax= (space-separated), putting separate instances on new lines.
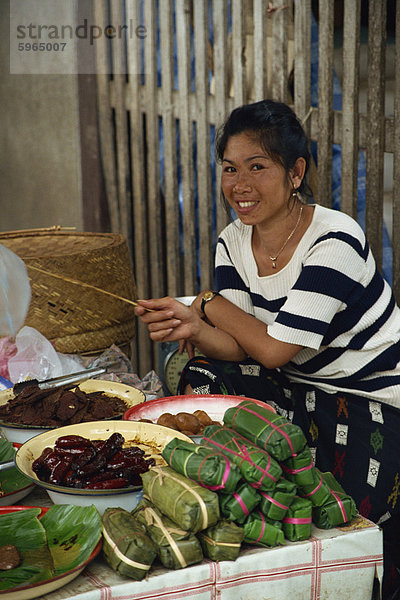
xmin=0 ymin=337 xmax=17 ymax=381
xmin=84 ymin=345 xmax=164 ymax=399
xmin=8 ymin=326 xmax=66 ymax=383
xmin=0 ymin=244 xmax=31 ymax=337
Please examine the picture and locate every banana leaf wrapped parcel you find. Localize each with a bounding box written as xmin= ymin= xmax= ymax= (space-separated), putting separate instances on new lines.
xmin=312 ymin=472 xmax=357 ymax=528
xmin=132 ymin=499 xmax=203 ymax=569
xmin=259 ymin=477 xmax=297 ymax=520
xmin=202 ymin=424 xmax=282 ymax=491
xmin=223 ymin=400 xmax=306 ymax=461
xmin=102 ymin=508 xmax=157 ymax=580
xmin=281 ymin=446 xmax=317 ymax=487
xmin=162 ymin=438 xmax=241 ymax=493
xmin=282 ymin=496 xmax=313 ymax=541
xmin=298 ymin=468 xmax=332 ymax=507
xmin=141 ymin=466 xmax=220 ymax=533
xmin=219 ymin=482 xmax=260 ymax=524
xmin=198 ymin=519 xmax=244 ymax=561
xmin=243 ymin=511 xmax=285 ymax=548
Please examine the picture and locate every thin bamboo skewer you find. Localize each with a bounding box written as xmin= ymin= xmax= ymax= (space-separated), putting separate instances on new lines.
xmin=3 ymin=226 xmax=77 ymax=235
xmin=27 ymin=264 xmax=154 ymax=311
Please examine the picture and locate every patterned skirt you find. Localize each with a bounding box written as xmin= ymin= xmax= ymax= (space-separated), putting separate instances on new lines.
xmin=179 ymin=355 xmax=400 ymax=599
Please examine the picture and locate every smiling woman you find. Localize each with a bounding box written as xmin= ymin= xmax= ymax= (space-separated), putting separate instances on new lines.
xmin=134 ymin=98 xmax=400 ymax=598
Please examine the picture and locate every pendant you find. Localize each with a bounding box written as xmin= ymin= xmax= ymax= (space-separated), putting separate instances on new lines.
xmin=271 ymin=261 xmax=277 ymax=268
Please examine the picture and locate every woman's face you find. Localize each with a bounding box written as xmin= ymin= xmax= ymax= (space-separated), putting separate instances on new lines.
xmin=221 ymin=132 xmax=293 ymax=228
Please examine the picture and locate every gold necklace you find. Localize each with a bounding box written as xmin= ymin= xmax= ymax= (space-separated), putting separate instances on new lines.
xmin=268 ymin=205 xmax=303 ymax=269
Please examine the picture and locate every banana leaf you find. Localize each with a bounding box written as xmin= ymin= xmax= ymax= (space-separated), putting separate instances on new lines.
xmin=281 ymin=447 xmax=318 ymax=487
xmin=0 ymin=437 xmax=15 ymax=462
xmin=298 ymin=468 xmax=332 ymax=507
xmin=40 ymin=504 xmax=102 ymax=576
xmin=198 ymin=519 xmax=244 ymax=561
xmin=102 ymin=507 xmax=157 ymax=580
xmin=0 ymin=508 xmax=54 ymax=591
xmin=202 ymin=424 xmax=282 ymax=491
xmin=259 ymin=477 xmax=297 ymax=520
xmin=312 ymin=472 xmax=357 ymax=528
xmin=162 ymin=438 xmax=241 ymax=493
xmin=141 ymin=466 xmax=220 ymax=533
xmin=132 ymin=499 xmax=203 ymax=569
xmin=0 ymin=437 xmax=32 ymax=496
xmin=223 ymin=400 xmax=306 ymax=461
xmin=282 ymin=496 xmax=313 ymax=541
xmin=243 ymin=511 xmax=285 ymax=548
xmin=219 ymin=482 xmax=260 ymax=524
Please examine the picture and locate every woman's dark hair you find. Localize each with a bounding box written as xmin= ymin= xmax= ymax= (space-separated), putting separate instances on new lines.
xmin=215 ymin=99 xmax=312 ymax=200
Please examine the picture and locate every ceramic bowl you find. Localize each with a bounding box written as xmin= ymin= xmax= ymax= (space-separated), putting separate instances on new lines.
xmin=15 ymin=420 xmax=192 ymax=515
xmin=0 ymin=379 xmax=146 ymax=444
xmin=0 ymin=506 xmax=102 ymax=600
xmin=0 ymin=442 xmax=35 ymax=506
xmin=0 ymin=480 xmax=34 ymax=506
xmin=123 ymin=394 xmax=276 ymax=442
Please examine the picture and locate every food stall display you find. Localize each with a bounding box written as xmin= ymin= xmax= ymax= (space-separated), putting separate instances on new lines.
xmin=1 ymin=397 xmax=383 ymax=599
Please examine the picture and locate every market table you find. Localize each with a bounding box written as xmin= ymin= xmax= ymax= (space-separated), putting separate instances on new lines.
xmin=20 ymin=489 xmax=383 ymax=600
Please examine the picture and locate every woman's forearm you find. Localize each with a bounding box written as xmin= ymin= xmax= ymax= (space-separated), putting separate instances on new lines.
xmin=202 ymin=294 xmax=302 ymax=368
xmin=189 ymin=319 xmax=247 ymax=361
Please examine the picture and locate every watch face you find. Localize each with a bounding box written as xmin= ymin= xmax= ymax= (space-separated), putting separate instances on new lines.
xmin=203 ymin=291 xmax=214 ymax=301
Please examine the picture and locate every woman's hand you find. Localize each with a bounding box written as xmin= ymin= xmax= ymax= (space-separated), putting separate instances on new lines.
xmin=135 ymin=294 xmax=248 ymax=363
xmin=134 ymin=297 xmax=202 ymax=343
xmin=179 ymin=338 xmax=196 ymax=359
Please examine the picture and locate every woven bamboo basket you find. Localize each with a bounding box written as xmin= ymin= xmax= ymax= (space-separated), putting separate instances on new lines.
xmin=0 ymin=228 xmax=137 ymax=355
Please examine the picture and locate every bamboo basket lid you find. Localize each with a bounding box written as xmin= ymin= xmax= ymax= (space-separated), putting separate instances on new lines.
xmin=0 ymin=228 xmax=137 ymax=355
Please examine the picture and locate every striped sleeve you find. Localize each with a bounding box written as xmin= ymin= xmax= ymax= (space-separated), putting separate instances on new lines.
xmin=214 ymin=233 xmax=256 ymax=316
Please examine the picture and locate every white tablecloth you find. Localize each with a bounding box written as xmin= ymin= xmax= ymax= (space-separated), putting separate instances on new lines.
xmin=21 ymin=489 xmax=383 ymax=600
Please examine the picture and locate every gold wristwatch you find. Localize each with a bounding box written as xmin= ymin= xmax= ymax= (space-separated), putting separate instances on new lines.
xmin=200 ymin=291 xmax=220 ymax=315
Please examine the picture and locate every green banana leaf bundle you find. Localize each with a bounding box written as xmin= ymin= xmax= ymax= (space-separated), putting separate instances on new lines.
xmin=0 ymin=508 xmax=53 ymax=591
xmin=281 ymin=447 xmax=318 ymax=487
xmin=198 ymin=519 xmax=244 ymax=561
xmin=259 ymin=477 xmax=297 ymax=520
xmin=223 ymin=400 xmax=306 ymax=461
xmin=202 ymin=424 xmax=282 ymax=491
xmin=243 ymin=511 xmax=285 ymax=548
xmin=298 ymin=468 xmax=332 ymax=507
xmin=312 ymin=472 xmax=357 ymax=528
xmin=102 ymin=507 xmax=157 ymax=580
xmin=219 ymin=482 xmax=260 ymax=524
xmin=132 ymin=499 xmax=203 ymax=570
xmin=282 ymin=496 xmax=313 ymax=541
xmin=162 ymin=438 xmax=241 ymax=493
xmin=141 ymin=466 xmax=220 ymax=533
